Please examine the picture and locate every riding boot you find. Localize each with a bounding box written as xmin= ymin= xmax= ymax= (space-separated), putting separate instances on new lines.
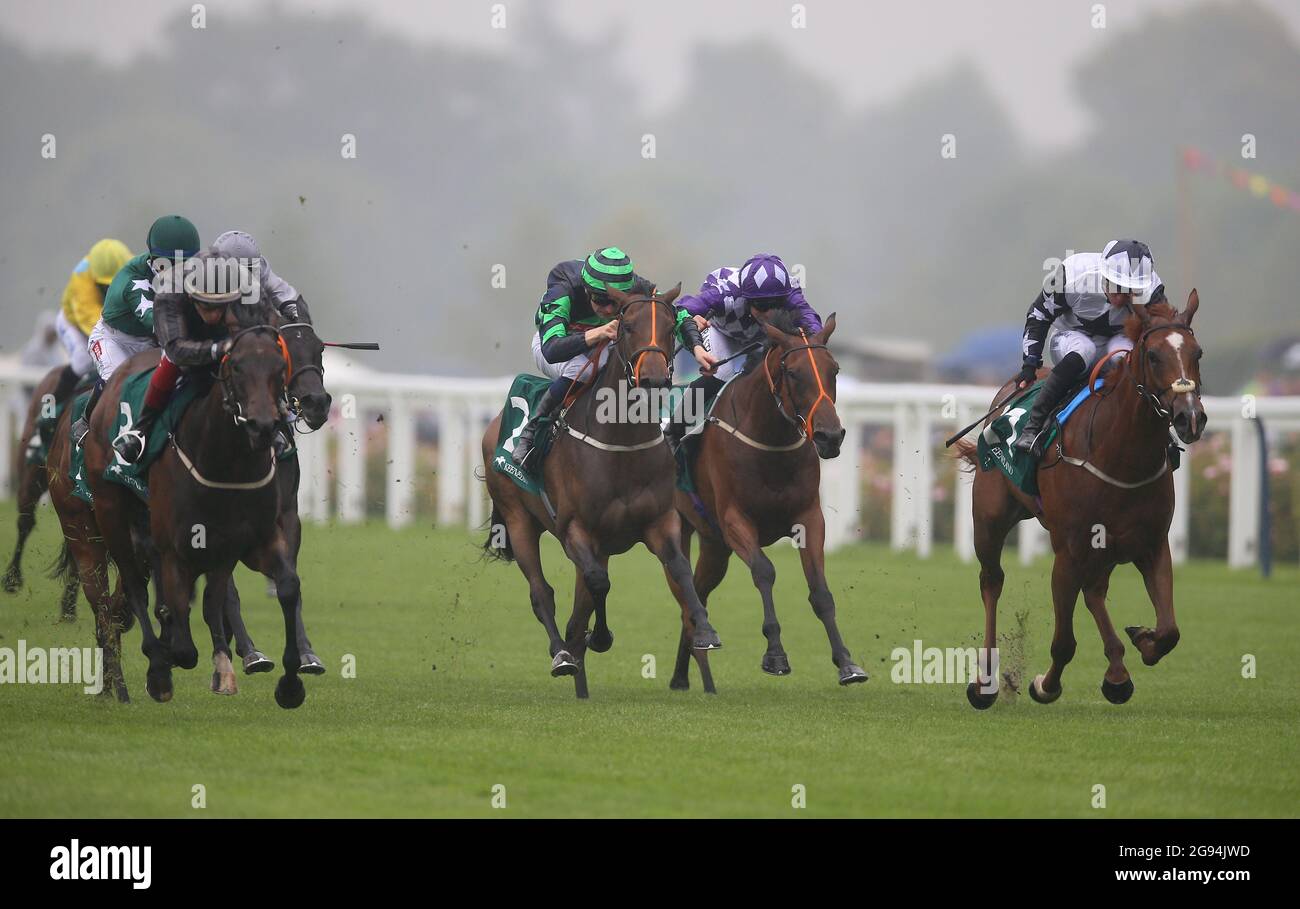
xmin=512 ymin=380 xmax=567 ymax=468
xmin=112 ymin=404 xmax=159 ymax=464
xmin=667 ymin=374 xmax=724 ymax=454
xmin=1015 ymin=352 xmax=1086 ymax=458
xmin=51 ymin=364 xmax=81 ymax=403
xmin=69 ymin=380 xmax=104 ymax=447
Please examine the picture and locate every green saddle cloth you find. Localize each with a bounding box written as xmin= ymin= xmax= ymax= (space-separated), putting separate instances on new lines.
xmin=69 ymin=368 xmax=202 ymax=504
xmin=490 ymin=374 xmax=557 ymax=496
xmin=975 ymin=381 xmax=1057 ymax=496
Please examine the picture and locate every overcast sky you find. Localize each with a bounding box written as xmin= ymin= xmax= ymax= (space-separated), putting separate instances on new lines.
xmin=6 ymin=0 xmax=1299 ymax=153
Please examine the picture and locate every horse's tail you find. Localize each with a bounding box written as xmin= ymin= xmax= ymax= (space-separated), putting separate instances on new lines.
xmin=953 ymin=439 xmax=979 ymax=473
xmin=46 ymin=539 xmax=78 ymax=584
xmin=482 ymin=503 xmax=514 ymax=563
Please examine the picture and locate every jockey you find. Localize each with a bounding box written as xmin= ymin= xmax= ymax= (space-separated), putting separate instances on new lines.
xmin=1014 ymin=239 xmax=1166 ymax=456
xmin=666 ymin=253 xmax=822 ymax=449
xmin=512 ymin=247 xmax=716 ymax=467
xmin=51 ymin=238 xmax=132 ymax=405
xmin=71 ymin=215 xmax=201 ymax=446
xmin=210 ymin=229 xmax=311 ymax=323
xmin=109 ymin=250 xmax=248 ymax=462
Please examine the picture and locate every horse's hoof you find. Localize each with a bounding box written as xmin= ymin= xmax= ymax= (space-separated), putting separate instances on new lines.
xmin=551 ymin=651 xmax=578 ymax=677
xmin=1028 ymin=674 xmax=1061 ymax=704
xmin=669 ymin=676 xmax=689 ymax=691
xmin=966 ymin=681 xmax=998 ymax=710
xmin=210 ymin=672 xmax=238 ymax=696
xmin=1100 ymin=677 xmax=1134 ymax=704
xmin=297 ymin=652 xmax=326 ymax=676
xmin=838 ymin=663 xmax=868 ymax=686
xmin=692 ymin=629 xmax=722 ymax=651
xmin=146 ymin=671 xmax=173 ymax=703
xmin=243 ymin=652 xmax=275 ymax=674
xmin=1 ymin=568 xmax=21 ymax=593
xmin=274 ymin=675 xmax=306 ymax=709
xmin=585 ymin=629 xmax=614 ymax=654
xmin=762 ymin=652 xmax=791 ymax=676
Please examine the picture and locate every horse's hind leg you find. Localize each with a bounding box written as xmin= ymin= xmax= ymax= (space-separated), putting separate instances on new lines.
xmin=1029 ymin=555 xmax=1081 ymax=704
xmin=1127 ymin=539 xmax=1180 ymax=666
xmin=223 ymin=581 xmax=274 ymax=673
xmin=1081 ymin=567 xmax=1133 ymax=703
xmin=502 ymin=510 xmax=569 ymax=675
xmin=713 ymin=508 xmax=785 ymax=675
xmin=70 ymin=538 xmax=127 ymax=702
xmin=644 ymin=509 xmax=722 ymax=651
xmin=3 ymin=461 xmax=46 ymax=593
xmin=202 ymin=572 xmax=238 ymax=696
xmin=967 ymin=473 xmax=1024 ymax=709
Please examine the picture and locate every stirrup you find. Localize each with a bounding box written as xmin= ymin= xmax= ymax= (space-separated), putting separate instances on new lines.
xmin=112 ymin=429 xmax=147 ymax=464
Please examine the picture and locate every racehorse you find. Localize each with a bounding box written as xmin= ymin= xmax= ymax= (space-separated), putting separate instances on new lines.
xmin=957 ymin=292 xmax=1206 ymax=709
xmin=44 ymin=311 xmax=332 ymax=701
xmin=82 ymin=305 xmax=317 ymax=708
xmin=481 ymin=285 xmax=723 ymax=698
xmin=3 ymin=364 xmax=82 ymax=618
xmin=672 ymin=314 xmax=868 ymax=690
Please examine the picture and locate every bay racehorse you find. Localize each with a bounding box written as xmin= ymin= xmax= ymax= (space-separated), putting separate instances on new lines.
xmin=672 ymin=315 xmax=868 ymax=690
xmin=957 ymin=292 xmax=1206 ymax=708
xmin=44 ymin=311 xmax=332 ymax=701
xmin=83 ymin=309 xmax=317 ymax=707
xmin=482 ymin=284 xmax=722 ymax=698
xmin=3 ymin=364 xmax=82 ymax=618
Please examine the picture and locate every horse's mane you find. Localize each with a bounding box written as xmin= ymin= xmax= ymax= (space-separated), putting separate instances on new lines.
xmin=763 ymin=307 xmax=804 ymax=338
xmin=230 ymin=295 xmax=276 ymax=329
xmin=1122 ymin=300 xmax=1179 ymax=341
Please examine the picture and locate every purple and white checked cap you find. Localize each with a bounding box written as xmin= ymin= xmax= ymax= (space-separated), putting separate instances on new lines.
xmin=738 ymin=253 xmax=791 ymax=300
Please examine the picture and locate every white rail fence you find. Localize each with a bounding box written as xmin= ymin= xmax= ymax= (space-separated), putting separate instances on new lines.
xmin=4 ymin=361 xmax=1298 ymax=568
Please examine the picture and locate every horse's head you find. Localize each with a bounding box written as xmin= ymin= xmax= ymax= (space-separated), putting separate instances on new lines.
xmin=762 ymin=313 xmax=844 ymax=459
xmin=276 ymin=316 xmax=331 ymax=430
xmin=1130 ymin=289 xmax=1207 ymax=445
xmin=606 ymin=284 xmax=681 ymax=389
xmin=218 ymin=326 xmax=290 ymax=450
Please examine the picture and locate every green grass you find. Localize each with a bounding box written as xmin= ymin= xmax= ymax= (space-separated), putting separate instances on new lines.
xmin=0 ymin=498 xmax=1296 ymax=818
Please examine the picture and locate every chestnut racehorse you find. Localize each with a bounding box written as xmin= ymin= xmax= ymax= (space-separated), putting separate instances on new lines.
xmin=672 ymin=315 xmax=868 ymax=690
xmin=482 ymin=285 xmax=723 ymax=699
xmin=957 ymin=291 xmax=1207 ymax=709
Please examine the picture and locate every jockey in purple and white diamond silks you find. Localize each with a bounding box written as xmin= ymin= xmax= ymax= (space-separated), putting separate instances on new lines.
xmin=666 ymin=252 xmax=824 ymax=450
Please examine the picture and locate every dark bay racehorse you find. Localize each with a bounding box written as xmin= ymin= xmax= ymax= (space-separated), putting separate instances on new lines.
xmin=4 ymin=364 xmax=82 ymax=618
xmin=672 ymin=315 xmax=867 ymax=690
xmin=957 ymin=292 xmax=1206 ymax=708
xmin=482 ymin=285 xmax=722 ymax=699
xmin=44 ymin=313 xmax=331 ymax=701
xmin=83 ymin=312 xmax=317 ymax=707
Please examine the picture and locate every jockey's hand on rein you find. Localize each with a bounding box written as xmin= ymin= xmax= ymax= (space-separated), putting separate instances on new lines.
xmin=1015 ymin=363 xmax=1038 ymax=388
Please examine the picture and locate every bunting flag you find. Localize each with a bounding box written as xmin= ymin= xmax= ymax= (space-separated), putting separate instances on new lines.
xmin=1181 ymin=146 xmax=1300 ymax=214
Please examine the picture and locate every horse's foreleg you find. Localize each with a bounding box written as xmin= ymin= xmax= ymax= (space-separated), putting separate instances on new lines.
xmin=201 ymin=571 xmax=238 ymax=695
xmin=794 ymin=507 xmax=866 ymax=686
xmin=1128 ymin=539 xmax=1180 ymax=665
xmin=245 ymin=534 xmax=308 ymax=710
xmin=669 ymin=532 xmax=729 ymax=692
xmin=1030 ymin=556 xmax=1081 ymax=703
xmin=159 ymin=555 xmax=199 ymax=671
xmin=644 ymin=511 xmax=722 ymax=653
xmin=1082 ymin=568 xmax=1133 ymax=703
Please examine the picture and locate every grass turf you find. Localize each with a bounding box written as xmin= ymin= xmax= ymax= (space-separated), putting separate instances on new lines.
xmin=0 ymin=498 xmax=1296 ymax=818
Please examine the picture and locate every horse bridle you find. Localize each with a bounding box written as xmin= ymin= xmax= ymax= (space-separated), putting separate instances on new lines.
xmin=610 ymin=294 xmax=677 ymax=387
xmin=762 ymin=329 xmax=835 ymax=435
xmin=217 ymin=324 xmax=291 ymax=427
xmin=278 ymin=321 xmax=325 ymax=428
xmin=1133 ymin=322 xmax=1199 ymax=424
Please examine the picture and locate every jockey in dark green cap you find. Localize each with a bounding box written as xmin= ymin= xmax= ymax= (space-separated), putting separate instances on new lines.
xmin=71 ymin=215 xmax=201 ymax=446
